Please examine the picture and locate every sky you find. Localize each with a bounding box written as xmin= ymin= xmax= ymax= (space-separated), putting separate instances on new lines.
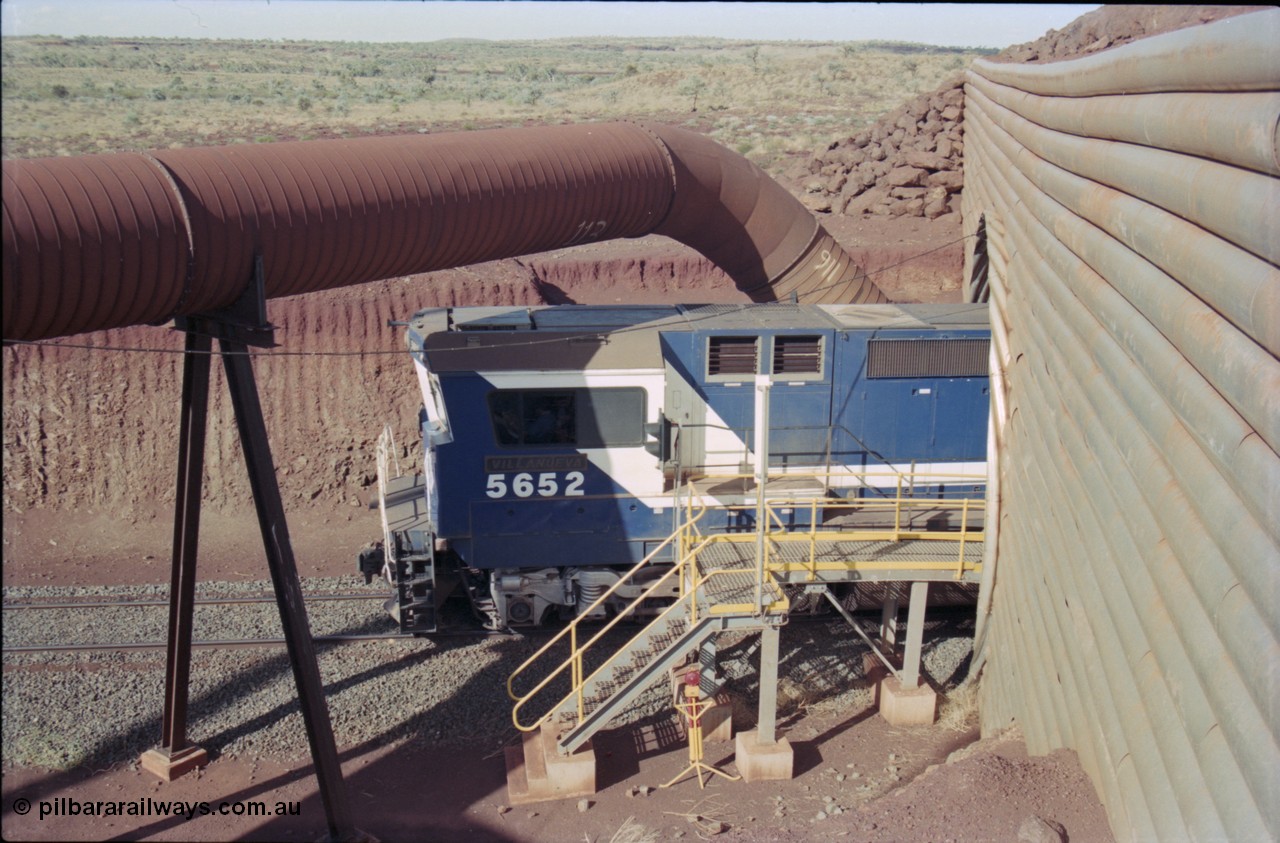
xmin=0 ymin=1 xmax=1100 ymax=49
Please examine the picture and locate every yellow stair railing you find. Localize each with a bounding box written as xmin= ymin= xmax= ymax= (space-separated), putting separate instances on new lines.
xmin=507 ymin=500 xmax=711 ymax=732
xmin=507 ymin=496 xmax=791 ymax=734
xmin=507 ymin=469 xmax=982 ymax=736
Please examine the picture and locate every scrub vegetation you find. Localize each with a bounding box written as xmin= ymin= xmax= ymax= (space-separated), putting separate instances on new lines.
xmin=0 ymin=35 xmax=991 ymax=175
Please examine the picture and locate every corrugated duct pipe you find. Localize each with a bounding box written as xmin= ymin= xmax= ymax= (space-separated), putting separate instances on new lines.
xmin=2 ymin=121 xmax=885 ymax=343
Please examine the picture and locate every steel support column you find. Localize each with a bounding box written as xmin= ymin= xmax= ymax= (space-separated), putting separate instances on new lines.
xmin=901 ymin=581 xmax=930 ymax=689
xmin=880 ymin=583 xmax=900 ymax=653
xmin=143 ymin=328 xmax=213 ymax=778
xmin=757 ymin=624 xmax=781 ymax=744
xmin=145 ymin=262 xmax=358 ymax=840
xmin=219 ymin=331 xmax=355 ymax=840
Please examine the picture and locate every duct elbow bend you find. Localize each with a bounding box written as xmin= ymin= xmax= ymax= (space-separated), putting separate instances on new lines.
xmin=640 ymin=122 xmax=888 ymax=304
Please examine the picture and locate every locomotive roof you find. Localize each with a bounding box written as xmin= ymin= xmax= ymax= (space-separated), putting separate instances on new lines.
xmin=409 ymin=303 xmax=988 ymax=372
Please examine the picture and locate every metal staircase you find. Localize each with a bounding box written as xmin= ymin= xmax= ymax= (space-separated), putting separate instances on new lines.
xmin=508 ymin=469 xmax=987 ymax=757
xmin=503 ymin=468 xmax=986 ymax=801
xmin=507 ymin=506 xmax=791 ymax=758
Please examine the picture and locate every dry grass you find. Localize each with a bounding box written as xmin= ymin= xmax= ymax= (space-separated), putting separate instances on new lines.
xmin=937 ymin=680 xmax=980 ymax=732
xmin=1 ymin=35 xmax=991 ymax=175
xmin=607 ymin=816 xmax=661 ymax=843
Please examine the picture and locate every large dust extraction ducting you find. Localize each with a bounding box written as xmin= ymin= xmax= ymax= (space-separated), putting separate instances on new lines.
xmin=2 ymin=121 xmax=886 ymax=342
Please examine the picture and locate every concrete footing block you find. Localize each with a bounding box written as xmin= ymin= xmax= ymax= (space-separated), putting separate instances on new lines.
xmin=734 ymin=730 xmax=794 ymax=782
xmin=505 ymin=724 xmax=596 ymax=805
xmin=140 ymin=745 xmax=208 ymax=782
xmin=878 ymin=676 xmax=938 ymax=726
xmin=702 ymin=692 xmax=734 ymax=743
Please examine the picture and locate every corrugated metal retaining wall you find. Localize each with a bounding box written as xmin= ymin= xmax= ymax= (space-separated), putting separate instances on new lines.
xmin=963 ymin=10 xmax=1280 ymax=842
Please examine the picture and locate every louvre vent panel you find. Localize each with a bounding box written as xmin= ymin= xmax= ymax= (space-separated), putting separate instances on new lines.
xmin=708 ymin=337 xmax=758 ymax=375
xmin=773 ymin=336 xmax=823 ymax=374
xmin=867 ymin=338 xmax=990 ymax=378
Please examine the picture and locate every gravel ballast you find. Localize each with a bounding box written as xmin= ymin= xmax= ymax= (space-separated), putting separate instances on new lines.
xmin=3 ymin=578 xmax=975 ymax=771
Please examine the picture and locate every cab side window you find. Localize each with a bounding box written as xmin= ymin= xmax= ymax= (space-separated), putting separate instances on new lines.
xmin=488 ymin=388 xmax=644 ymax=448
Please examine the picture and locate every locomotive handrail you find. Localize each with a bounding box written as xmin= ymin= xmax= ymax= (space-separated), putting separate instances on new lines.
xmin=506 ymin=502 xmax=712 ymax=704
xmin=673 ymin=423 xmax=954 ymax=490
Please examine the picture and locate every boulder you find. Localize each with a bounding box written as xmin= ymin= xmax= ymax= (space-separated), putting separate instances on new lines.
xmin=904 ymin=150 xmax=951 ymax=171
xmin=923 ymin=186 xmax=950 ymax=219
xmin=801 ymin=194 xmax=832 ymax=213
xmin=926 ymin=170 xmax=965 ymax=191
xmin=885 ymin=166 xmax=927 ymax=187
xmin=845 ymin=186 xmax=892 ymax=215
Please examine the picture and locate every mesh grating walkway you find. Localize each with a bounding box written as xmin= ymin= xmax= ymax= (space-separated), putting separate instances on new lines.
xmin=691 ymin=535 xmax=983 ymax=584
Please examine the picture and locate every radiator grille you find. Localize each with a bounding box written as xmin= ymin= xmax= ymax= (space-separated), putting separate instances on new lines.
xmin=867 ymin=338 xmax=989 ymax=378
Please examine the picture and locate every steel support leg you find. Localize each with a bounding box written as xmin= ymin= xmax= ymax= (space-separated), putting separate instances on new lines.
xmin=143 ymin=329 xmax=213 ymax=780
xmin=220 ymin=335 xmax=355 ymax=841
xmin=757 ymin=625 xmax=780 ymax=745
xmin=901 ymin=581 xmax=930 ymax=690
xmin=880 ymin=583 xmax=900 ymax=654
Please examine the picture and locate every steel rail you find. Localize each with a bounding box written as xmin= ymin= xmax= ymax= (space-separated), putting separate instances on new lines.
xmin=1 ymin=592 xmax=386 ymax=611
xmin=0 ymin=627 xmax=526 ymax=655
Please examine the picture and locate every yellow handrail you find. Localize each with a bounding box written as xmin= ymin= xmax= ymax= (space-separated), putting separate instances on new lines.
xmin=509 ymin=544 xmax=789 ymax=734
xmin=506 ymin=504 xmax=711 ymax=705
xmin=509 ymin=535 xmax=714 ymax=732
xmin=506 ymin=469 xmax=984 ymax=736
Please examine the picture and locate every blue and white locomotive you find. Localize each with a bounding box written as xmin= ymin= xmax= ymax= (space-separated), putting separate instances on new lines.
xmin=360 ymin=302 xmax=990 ymax=631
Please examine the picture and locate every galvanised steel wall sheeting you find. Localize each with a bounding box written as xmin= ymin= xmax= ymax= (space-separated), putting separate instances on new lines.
xmin=964 ymin=9 xmax=1280 ymax=842
xmin=2 ymin=122 xmax=886 ymax=342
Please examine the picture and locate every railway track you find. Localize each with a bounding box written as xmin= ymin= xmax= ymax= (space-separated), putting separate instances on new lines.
xmin=1 ymin=591 xmax=385 ymax=611
xmin=1 ymin=584 xmax=969 ymax=656
xmin=0 ymin=589 xmax=523 ymax=655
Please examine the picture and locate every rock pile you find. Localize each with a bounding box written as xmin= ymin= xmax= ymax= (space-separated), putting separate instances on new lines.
xmin=801 ymin=77 xmax=965 ymax=220
xmin=796 ymin=5 xmax=1266 ymax=221
xmin=997 ymin=4 xmax=1267 ymax=63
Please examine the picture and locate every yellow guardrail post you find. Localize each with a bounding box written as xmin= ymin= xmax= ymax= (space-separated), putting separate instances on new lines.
xmin=956 ymin=496 xmax=970 ymax=579
xmin=807 ymin=498 xmax=818 ymax=581
xmin=689 ymin=558 xmax=698 ymax=624
xmin=571 ymin=625 xmax=583 ymax=721
xmin=894 ymin=473 xmax=904 ymax=540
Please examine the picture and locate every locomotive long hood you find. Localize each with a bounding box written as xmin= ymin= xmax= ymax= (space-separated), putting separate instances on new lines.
xmin=2 ymin=122 xmax=887 ymax=342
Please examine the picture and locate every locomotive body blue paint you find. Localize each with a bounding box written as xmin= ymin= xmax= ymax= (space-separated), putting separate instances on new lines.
xmin=374 ymin=303 xmax=991 ymax=629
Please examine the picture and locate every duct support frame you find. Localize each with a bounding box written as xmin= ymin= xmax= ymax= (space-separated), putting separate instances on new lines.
xmin=141 ymin=259 xmax=360 ymax=843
